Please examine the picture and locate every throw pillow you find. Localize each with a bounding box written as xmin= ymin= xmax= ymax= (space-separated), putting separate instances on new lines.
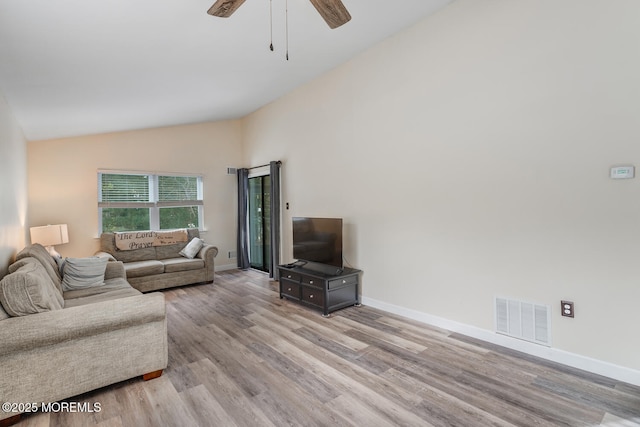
xmin=0 ymin=258 xmax=64 ymax=316
xmin=15 ymin=243 xmax=64 ymax=293
xmin=179 ymin=237 xmax=204 ymax=259
xmin=54 ymin=255 xmax=65 ymax=276
xmin=61 ymin=257 xmax=109 ymax=291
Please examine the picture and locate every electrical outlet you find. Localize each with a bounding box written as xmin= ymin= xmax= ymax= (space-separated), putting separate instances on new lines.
xmin=561 ymin=300 xmax=574 ymax=318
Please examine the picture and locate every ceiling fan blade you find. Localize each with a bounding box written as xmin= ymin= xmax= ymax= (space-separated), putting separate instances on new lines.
xmin=207 ymin=0 xmax=246 ymax=18
xmin=309 ymin=0 xmax=351 ymax=29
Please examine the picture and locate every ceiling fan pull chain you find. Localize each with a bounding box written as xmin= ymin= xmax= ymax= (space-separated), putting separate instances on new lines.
xmin=285 ymin=0 xmax=289 ymax=60
xmin=269 ymin=0 xmax=274 ymax=51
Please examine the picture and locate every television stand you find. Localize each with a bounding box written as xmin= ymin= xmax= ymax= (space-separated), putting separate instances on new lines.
xmin=278 ymin=265 xmax=361 ymax=317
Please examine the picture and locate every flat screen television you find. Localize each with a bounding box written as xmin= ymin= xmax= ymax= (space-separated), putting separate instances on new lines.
xmin=292 ymin=217 xmax=343 ymax=270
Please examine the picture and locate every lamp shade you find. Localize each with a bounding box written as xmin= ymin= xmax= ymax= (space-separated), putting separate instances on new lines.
xmin=30 ymin=224 xmax=69 ymax=247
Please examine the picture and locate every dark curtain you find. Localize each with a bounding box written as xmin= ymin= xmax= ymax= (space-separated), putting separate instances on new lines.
xmin=236 ymin=168 xmax=250 ymax=270
xmin=269 ymin=161 xmax=281 ymax=280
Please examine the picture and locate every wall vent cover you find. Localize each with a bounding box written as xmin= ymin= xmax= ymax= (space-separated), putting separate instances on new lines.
xmin=495 ymin=297 xmax=551 ymax=346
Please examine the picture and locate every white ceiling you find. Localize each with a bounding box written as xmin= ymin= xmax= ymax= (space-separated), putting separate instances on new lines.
xmin=0 ymin=0 xmax=453 ymax=141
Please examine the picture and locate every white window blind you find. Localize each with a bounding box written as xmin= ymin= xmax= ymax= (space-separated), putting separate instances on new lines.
xmin=157 ymin=175 xmax=202 ymax=206
xmin=99 ymin=173 xmax=152 ymax=206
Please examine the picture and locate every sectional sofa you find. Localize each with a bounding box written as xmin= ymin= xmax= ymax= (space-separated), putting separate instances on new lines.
xmin=0 ymin=244 xmax=167 ymax=426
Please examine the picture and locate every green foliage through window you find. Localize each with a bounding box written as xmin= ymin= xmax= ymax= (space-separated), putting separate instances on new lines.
xmin=101 ymin=208 xmax=150 ymax=232
xmin=159 ymin=207 xmax=199 ymax=230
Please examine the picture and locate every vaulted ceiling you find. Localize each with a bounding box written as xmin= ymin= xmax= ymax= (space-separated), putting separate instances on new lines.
xmin=0 ymin=0 xmax=453 ymax=140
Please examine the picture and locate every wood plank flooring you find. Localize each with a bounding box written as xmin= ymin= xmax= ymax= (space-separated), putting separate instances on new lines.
xmin=14 ymin=269 xmax=640 ymax=426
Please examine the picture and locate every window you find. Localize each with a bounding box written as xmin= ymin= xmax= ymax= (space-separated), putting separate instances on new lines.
xmin=98 ymin=171 xmax=203 ymax=233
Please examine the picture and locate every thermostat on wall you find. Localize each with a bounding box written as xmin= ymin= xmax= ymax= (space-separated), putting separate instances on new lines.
xmin=610 ymin=166 xmax=635 ymax=179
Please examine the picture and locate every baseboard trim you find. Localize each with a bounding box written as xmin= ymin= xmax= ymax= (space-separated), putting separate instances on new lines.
xmin=361 ymin=296 xmax=640 ymax=387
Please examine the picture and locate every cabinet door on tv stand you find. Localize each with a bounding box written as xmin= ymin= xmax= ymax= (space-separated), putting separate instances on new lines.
xmin=281 ymin=271 xmax=301 ymax=282
xmin=328 ymin=274 xmax=358 ymax=289
xmin=301 ymin=275 xmax=322 ymax=288
xmin=301 ymin=286 xmax=325 ymax=309
xmin=278 ymin=269 xmax=301 ymax=300
xmin=280 ymin=280 xmax=300 ymax=300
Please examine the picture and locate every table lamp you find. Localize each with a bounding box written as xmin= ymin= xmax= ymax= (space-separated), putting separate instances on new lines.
xmin=30 ymin=224 xmax=69 ymax=258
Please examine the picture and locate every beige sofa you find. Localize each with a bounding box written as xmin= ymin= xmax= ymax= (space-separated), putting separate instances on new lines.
xmin=96 ymin=228 xmax=218 ymax=293
xmin=0 ymin=243 xmax=167 ymax=425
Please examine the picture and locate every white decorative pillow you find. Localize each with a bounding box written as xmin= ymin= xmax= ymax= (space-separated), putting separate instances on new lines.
xmin=179 ymin=237 xmax=204 ymax=259
xmin=61 ymin=257 xmax=108 ymax=291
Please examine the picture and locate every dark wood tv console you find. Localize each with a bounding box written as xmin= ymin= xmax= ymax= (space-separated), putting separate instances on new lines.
xmin=278 ymin=265 xmax=361 ymax=316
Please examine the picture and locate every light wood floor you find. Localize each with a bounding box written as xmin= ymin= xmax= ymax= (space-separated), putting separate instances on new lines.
xmin=15 ymin=269 xmax=640 ymax=426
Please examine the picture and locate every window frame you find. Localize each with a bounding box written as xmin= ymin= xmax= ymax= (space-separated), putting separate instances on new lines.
xmin=98 ymin=170 xmax=204 ymax=233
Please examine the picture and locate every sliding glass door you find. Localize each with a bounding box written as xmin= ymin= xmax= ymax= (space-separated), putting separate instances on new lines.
xmin=248 ymin=175 xmax=271 ymax=272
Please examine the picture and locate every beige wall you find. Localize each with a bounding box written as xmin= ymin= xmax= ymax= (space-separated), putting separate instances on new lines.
xmin=243 ymin=0 xmax=640 ymax=373
xmin=28 ymin=121 xmax=243 ymax=269
xmin=0 ymin=92 xmax=28 ymax=277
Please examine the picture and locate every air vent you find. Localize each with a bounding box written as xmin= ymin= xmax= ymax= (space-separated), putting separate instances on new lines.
xmin=227 ymin=167 xmax=237 ymax=175
xmin=495 ymin=297 xmax=551 ymax=346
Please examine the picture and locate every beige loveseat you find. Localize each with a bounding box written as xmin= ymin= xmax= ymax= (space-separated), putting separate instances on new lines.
xmin=96 ymin=228 xmax=218 ymax=293
xmin=0 ymin=244 xmax=167 ymax=425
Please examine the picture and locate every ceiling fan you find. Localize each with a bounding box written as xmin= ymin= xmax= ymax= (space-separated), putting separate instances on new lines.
xmin=207 ymin=0 xmax=351 ymax=29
